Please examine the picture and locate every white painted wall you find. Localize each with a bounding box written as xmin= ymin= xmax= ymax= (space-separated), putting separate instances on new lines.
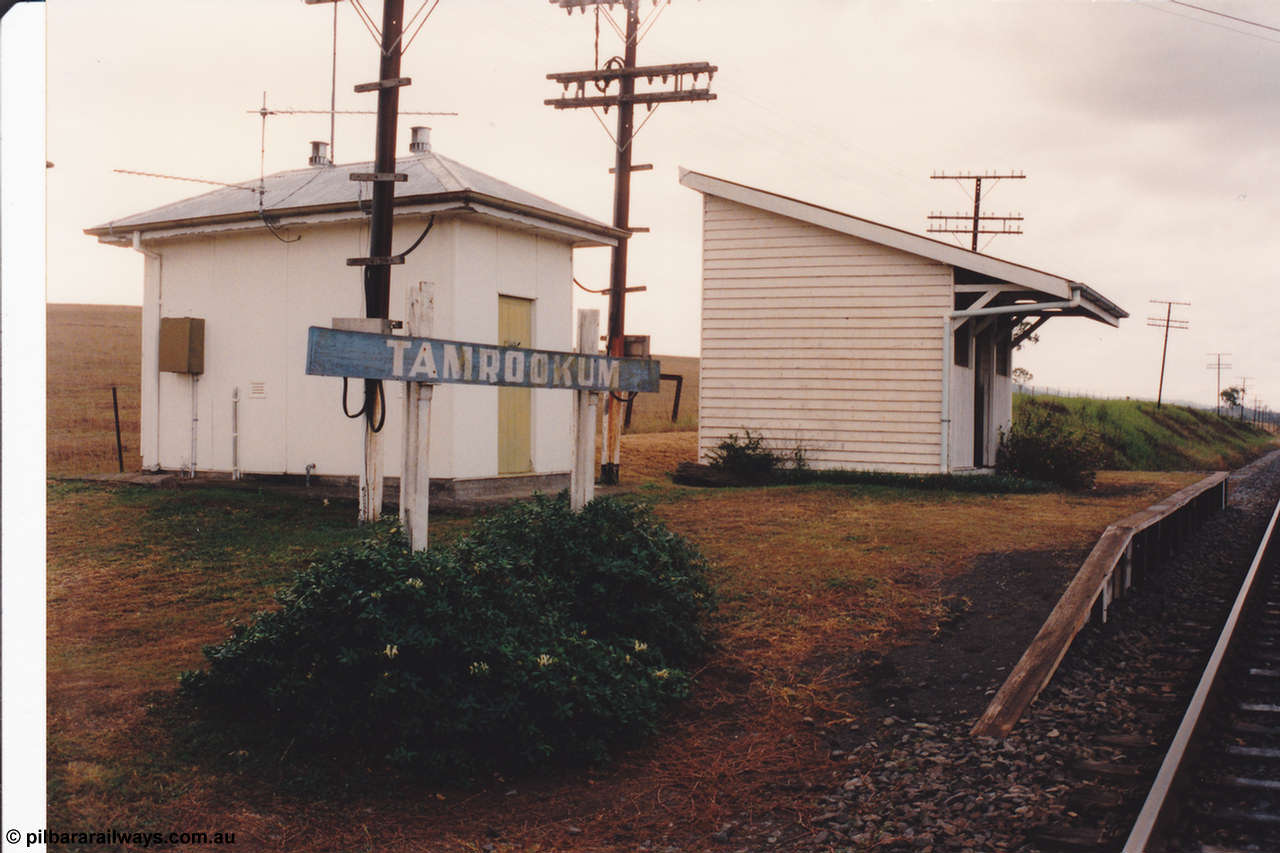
xmin=140 ymin=213 xmax=575 ymax=481
xmin=698 ymin=195 xmax=951 ymax=474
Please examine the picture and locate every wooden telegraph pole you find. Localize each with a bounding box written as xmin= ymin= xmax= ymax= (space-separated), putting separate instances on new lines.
xmin=342 ymin=0 xmax=410 ymax=522
xmin=1147 ymin=299 xmax=1189 ymax=409
xmin=928 ymin=171 xmax=1025 ymax=252
xmin=546 ymin=0 xmax=716 ymax=484
xmin=1206 ymin=352 xmax=1231 ymax=416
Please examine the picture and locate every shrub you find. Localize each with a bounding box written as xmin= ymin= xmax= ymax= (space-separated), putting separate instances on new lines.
xmin=179 ymin=494 xmax=715 ymax=779
xmin=706 ymin=430 xmax=783 ymax=480
xmin=997 ymin=399 xmax=1104 ymax=490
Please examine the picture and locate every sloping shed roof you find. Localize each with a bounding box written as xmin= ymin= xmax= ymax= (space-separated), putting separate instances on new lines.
xmin=679 ymin=168 xmax=1127 ymax=326
xmin=87 ymin=149 xmax=625 ymax=248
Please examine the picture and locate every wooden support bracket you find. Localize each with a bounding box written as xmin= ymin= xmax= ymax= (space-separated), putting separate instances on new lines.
xmin=346 ymin=257 xmax=406 ymax=266
xmin=354 ymin=77 xmax=413 ymax=93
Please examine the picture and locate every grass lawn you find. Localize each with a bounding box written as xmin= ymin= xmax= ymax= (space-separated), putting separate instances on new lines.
xmin=47 ymin=432 xmax=1209 ymax=852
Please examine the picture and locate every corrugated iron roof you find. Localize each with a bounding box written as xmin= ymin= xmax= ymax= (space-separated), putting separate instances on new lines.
xmin=87 ymin=150 xmax=620 ymax=243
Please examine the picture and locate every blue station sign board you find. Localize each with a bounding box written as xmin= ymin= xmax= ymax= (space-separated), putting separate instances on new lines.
xmin=306 ymin=326 xmax=660 ymax=393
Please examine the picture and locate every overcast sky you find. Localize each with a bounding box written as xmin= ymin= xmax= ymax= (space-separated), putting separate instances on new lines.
xmin=44 ymin=0 xmax=1280 ymax=410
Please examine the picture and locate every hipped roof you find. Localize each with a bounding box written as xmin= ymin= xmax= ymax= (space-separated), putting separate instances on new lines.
xmin=679 ymin=168 xmax=1127 ymax=326
xmin=87 ymin=150 xmax=625 ymax=248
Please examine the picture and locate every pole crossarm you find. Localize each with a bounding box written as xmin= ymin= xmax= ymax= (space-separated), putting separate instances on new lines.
xmin=547 ymin=61 xmax=716 ymax=85
xmin=931 ymin=171 xmax=1026 ymax=180
xmin=549 ymin=0 xmax=654 ymax=10
xmin=545 ymin=89 xmax=716 ymax=109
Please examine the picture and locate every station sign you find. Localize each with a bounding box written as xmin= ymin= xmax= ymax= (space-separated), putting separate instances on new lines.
xmin=306 ymin=326 xmax=660 ymax=393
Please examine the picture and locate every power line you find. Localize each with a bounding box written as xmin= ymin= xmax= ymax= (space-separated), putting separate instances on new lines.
xmin=1168 ymin=0 xmax=1280 ymax=34
xmin=1133 ymin=0 xmax=1280 ymax=44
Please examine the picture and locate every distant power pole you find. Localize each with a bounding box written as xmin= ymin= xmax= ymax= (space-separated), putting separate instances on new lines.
xmin=928 ymin=171 xmax=1025 ymax=252
xmin=1205 ymin=352 xmax=1231 ymax=415
xmin=1239 ymin=377 xmax=1252 ymax=421
xmin=1147 ymin=299 xmax=1190 ymax=408
xmin=546 ymin=0 xmax=716 ymax=485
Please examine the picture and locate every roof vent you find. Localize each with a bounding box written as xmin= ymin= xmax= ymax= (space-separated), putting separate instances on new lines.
xmin=308 ymin=140 xmax=331 ymax=167
xmin=410 ymin=126 xmax=431 ymax=154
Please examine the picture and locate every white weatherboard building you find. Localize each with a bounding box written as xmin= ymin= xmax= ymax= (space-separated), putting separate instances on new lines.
xmin=87 ymin=130 xmax=624 ymax=499
xmin=679 ymin=169 xmax=1128 ymax=474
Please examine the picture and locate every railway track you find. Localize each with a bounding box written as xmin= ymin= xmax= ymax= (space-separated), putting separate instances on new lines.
xmin=1123 ymin=493 xmax=1280 ymax=852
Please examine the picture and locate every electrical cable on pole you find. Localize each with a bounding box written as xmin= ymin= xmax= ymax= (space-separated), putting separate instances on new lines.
xmin=545 ymin=0 xmax=716 ymax=484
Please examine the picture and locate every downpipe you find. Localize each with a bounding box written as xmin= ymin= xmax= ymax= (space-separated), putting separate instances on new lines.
xmin=189 ymin=374 xmax=198 ymax=478
xmin=231 ymin=386 xmax=241 ymax=480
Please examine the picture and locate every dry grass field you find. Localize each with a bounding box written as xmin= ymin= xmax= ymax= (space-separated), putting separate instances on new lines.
xmin=46 ymin=427 xmax=1205 ymax=852
xmin=47 ymin=303 xmax=142 ymax=476
xmin=45 ymin=305 xmax=1233 ymax=851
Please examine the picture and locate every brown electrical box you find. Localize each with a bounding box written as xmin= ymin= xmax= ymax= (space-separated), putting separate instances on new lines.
xmin=159 ymin=317 xmax=205 ymax=374
xmin=623 ymin=334 xmax=650 ymax=358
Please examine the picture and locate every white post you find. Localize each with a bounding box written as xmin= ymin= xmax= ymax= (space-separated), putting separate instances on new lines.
xmin=361 ymin=398 xmax=384 ymax=523
xmin=334 ymin=317 xmax=391 ymax=524
xmin=571 ymin=309 xmax=600 ymax=511
xmin=400 ymin=282 xmax=435 ymax=550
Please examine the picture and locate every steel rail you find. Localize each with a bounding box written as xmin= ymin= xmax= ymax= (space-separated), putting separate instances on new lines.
xmin=1122 ymin=492 xmax=1280 ymax=851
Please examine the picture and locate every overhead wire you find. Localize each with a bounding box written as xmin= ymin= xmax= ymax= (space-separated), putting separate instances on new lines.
xmin=1168 ymin=0 xmax=1280 ymax=34
xmin=1133 ymin=0 xmax=1280 ymax=43
xmin=637 ymin=0 xmax=668 ymax=43
xmin=348 ymin=0 xmax=383 ymax=46
xmin=404 ymin=0 xmax=445 ymax=53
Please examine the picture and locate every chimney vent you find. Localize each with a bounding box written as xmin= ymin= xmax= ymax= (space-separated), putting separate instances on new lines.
xmin=308 ymin=140 xmax=331 ymax=167
xmin=410 ymin=126 xmax=431 ymax=154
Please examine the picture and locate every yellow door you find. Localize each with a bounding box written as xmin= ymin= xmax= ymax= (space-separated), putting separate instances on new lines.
xmin=498 ymin=296 xmax=533 ymax=474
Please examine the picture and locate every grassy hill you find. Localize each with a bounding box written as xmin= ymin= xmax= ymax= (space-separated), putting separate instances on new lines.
xmin=1014 ymin=394 xmax=1277 ymax=471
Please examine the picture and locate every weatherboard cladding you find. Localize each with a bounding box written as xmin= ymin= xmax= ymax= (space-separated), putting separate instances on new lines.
xmin=88 ymin=151 xmax=617 ymax=242
xmin=699 ymin=194 xmax=950 ymax=473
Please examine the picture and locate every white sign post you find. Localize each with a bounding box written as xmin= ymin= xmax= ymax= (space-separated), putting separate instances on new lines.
xmin=332 ymin=316 xmax=391 ymax=524
xmin=570 ymin=309 xmax=600 ymax=512
xmin=400 ymin=282 xmax=435 ymax=551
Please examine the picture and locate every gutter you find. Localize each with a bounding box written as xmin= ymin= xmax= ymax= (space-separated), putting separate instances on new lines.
xmin=87 ymin=190 xmax=627 ymax=248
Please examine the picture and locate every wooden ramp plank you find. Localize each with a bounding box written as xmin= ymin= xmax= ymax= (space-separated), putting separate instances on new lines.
xmin=971 ymin=472 xmax=1228 ymax=739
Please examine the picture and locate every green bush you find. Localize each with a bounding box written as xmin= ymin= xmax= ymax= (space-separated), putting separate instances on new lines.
xmin=706 ymin=430 xmax=783 ymax=480
xmin=179 ymin=494 xmax=715 ymax=779
xmin=997 ymin=399 xmax=1104 ymax=490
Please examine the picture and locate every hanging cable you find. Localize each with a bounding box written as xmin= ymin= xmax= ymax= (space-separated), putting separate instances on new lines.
xmin=259 ymin=210 xmax=302 ymax=244
xmin=390 ymin=215 xmax=435 ymax=262
xmin=343 ymin=377 xmax=387 ymax=432
xmin=574 ymin=277 xmax=609 ymax=294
